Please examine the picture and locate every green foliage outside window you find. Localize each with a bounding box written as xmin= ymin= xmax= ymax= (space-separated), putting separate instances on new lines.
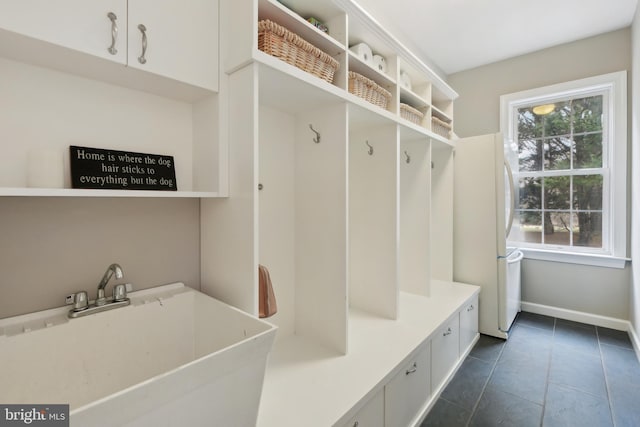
xmin=516 ymin=95 xmax=604 ymax=248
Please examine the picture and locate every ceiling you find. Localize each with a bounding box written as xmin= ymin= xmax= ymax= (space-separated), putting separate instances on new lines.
xmin=354 ymin=0 xmax=638 ymax=75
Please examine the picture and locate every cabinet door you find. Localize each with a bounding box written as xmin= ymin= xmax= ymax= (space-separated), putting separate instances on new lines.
xmin=340 ymin=389 xmax=384 ymax=427
xmin=459 ymin=295 xmax=479 ymax=354
xmin=0 ymin=0 xmax=126 ymax=64
xmin=431 ymin=315 xmax=460 ymax=394
xmin=128 ymin=0 xmax=218 ymax=91
xmin=385 ymin=343 xmax=430 ymax=427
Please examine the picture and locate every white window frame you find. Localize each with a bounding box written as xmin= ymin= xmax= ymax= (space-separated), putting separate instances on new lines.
xmin=500 ymin=71 xmax=628 ymax=268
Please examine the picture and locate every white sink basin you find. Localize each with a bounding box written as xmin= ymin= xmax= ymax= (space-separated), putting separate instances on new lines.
xmin=0 ymin=283 xmax=277 ymax=426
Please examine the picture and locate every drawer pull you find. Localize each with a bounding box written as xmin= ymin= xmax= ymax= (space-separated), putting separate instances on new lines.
xmin=467 ymin=304 xmax=474 ymax=312
xmin=353 ymin=422 xmax=359 ymax=427
xmin=107 ymin=12 xmax=118 ymax=55
xmin=443 ymin=327 xmax=452 ymax=337
xmin=405 ymin=362 xmax=417 ymax=375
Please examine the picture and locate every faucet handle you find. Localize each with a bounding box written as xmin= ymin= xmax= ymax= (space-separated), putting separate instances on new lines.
xmin=113 ymin=283 xmax=133 ymax=302
xmin=66 ymin=291 xmax=89 ymax=311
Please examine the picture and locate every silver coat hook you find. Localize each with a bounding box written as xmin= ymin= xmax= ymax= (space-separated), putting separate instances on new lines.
xmin=404 ymin=150 xmax=411 ymax=164
xmin=309 ymin=124 xmax=320 ymax=143
xmin=365 ymin=140 xmax=374 ymax=155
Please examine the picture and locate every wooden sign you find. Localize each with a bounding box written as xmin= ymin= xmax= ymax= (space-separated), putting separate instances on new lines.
xmin=70 ymin=146 xmax=177 ymax=191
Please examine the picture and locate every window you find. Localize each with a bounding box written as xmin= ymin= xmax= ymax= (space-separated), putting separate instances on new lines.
xmin=501 ymin=72 xmax=627 ymax=264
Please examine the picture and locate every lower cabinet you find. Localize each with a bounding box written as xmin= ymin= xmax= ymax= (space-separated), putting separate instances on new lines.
xmin=459 ymin=294 xmax=479 ymax=354
xmin=335 ymin=292 xmax=479 ymax=427
xmin=384 ymin=343 xmax=431 ymax=427
xmin=341 ymin=389 xmax=384 ymax=427
xmin=430 ymin=315 xmax=460 ymax=394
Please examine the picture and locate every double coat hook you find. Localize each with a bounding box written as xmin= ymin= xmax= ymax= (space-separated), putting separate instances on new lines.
xmin=365 ymin=140 xmax=374 ymax=155
xmin=404 ymin=151 xmax=411 ymax=164
xmin=309 ymin=124 xmax=320 ymax=143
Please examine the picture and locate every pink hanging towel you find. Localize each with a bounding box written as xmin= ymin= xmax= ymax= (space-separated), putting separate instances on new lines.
xmin=258 ymin=264 xmax=278 ymax=318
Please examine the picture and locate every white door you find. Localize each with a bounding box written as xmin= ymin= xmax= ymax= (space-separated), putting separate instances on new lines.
xmin=0 ymin=0 xmax=127 ymax=64
xmin=127 ymin=0 xmax=219 ymax=91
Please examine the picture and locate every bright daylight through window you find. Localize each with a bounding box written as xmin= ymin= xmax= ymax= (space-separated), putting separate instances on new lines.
xmin=517 ymin=95 xmax=605 ymax=248
xmin=501 ymin=72 xmax=627 ymax=261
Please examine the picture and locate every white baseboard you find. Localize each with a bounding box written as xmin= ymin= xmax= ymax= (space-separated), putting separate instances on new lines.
xmin=520 ymin=301 xmax=629 ymax=331
xmin=630 ymin=323 xmax=640 ymax=364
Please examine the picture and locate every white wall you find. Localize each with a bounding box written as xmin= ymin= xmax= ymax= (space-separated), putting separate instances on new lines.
xmin=0 ymin=60 xmax=201 ymax=319
xmin=631 ymin=8 xmax=640 ymax=340
xmin=448 ymin=29 xmax=632 ymax=320
xmin=0 ymin=197 xmax=201 ymax=319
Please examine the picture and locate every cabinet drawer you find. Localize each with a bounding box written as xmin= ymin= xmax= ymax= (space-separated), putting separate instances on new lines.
xmin=384 ymin=343 xmax=430 ymax=427
xmin=431 ymin=315 xmax=459 ymax=394
xmin=340 ymin=389 xmax=384 ymax=427
xmin=459 ymin=294 xmax=479 ymax=354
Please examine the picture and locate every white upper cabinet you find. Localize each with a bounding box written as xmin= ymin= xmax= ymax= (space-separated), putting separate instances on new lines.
xmin=128 ymin=0 xmax=218 ymax=91
xmin=0 ymin=0 xmax=218 ymax=95
xmin=0 ymin=0 xmax=127 ymax=63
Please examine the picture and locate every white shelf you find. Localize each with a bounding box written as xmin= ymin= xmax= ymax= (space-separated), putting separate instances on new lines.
xmin=251 ymin=0 xmax=457 ymax=143
xmin=258 ymin=0 xmax=346 ymax=56
xmin=347 ymin=51 xmax=396 ymax=87
xmin=334 ymin=0 xmax=457 ymax=102
xmin=400 ymin=86 xmax=430 ymax=110
xmin=256 ymin=51 xmax=346 ymax=112
xmin=432 ymin=104 xmax=453 ymax=122
xmin=0 ymin=188 xmax=221 ymax=198
xmin=255 ymin=50 xmax=454 ymax=147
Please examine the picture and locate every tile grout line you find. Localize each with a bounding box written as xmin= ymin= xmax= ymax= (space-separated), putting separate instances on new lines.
xmin=538 ymin=317 xmax=556 ymax=427
xmin=597 ymin=327 xmax=618 ymax=427
xmin=463 ymin=328 xmax=510 ymax=427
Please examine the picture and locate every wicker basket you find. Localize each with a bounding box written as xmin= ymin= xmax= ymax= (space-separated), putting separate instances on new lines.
xmin=258 ymin=20 xmax=339 ymax=83
xmin=400 ymin=103 xmax=424 ymax=125
xmin=348 ymin=71 xmax=392 ymax=110
xmin=431 ymin=116 xmax=452 ymax=139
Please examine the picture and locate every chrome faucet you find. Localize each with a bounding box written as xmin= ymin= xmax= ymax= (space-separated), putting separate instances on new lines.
xmin=96 ymin=263 xmax=124 ymax=306
xmin=66 ymin=263 xmax=132 ymax=318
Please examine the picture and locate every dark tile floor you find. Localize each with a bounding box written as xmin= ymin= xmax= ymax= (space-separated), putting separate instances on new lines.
xmin=422 ymin=312 xmax=640 ymax=427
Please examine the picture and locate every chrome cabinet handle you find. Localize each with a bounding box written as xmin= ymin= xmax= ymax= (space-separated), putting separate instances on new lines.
xmin=107 ymin=12 xmax=118 ymax=55
xmin=467 ymin=304 xmax=474 ymax=312
xmin=137 ymin=24 xmax=148 ymax=64
xmin=405 ymin=362 xmax=417 ymax=375
xmin=443 ymin=327 xmax=452 ymax=337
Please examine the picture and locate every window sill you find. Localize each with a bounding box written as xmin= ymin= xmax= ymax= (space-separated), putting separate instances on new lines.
xmin=518 ymin=248 xmax=630 ymax=269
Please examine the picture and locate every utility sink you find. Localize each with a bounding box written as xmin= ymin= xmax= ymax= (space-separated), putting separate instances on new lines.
xmin=0 ymin=283 xmax=277 ymax=426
